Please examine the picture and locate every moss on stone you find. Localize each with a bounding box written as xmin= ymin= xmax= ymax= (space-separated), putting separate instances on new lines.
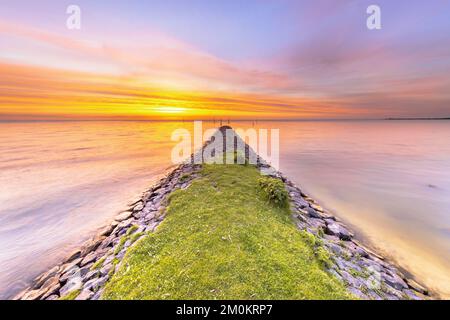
xmin=102 ymin=164 xmax=350 ymax=300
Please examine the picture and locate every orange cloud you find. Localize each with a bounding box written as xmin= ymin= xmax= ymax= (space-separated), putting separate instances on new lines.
xmin=0 ymin=62 xmax=359 ymax=120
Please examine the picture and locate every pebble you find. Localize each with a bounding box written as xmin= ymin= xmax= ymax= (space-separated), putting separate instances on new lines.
xmin=115 ymin=211 xmax=133 ymax=222
xmin=59 ymin=276 xmax=82 ymax=297
xmin=33 ymin=265 xmax=60 ymax=288
xmin=75 ymin=289 xmax=94 ymax=300
xmin=80 ymin=252 xmax=97 ymax=267
xmin=325 ymin=222 xmax=352 ymax=240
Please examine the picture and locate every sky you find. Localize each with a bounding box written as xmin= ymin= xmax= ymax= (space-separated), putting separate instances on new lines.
xmin=1 ymin=0 xmax=450 ymax=120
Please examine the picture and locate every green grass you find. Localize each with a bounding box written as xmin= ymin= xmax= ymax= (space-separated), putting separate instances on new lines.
xmin=102 ymin=164 xmax=350 ymax=300
xmin=91 ymin=257 xmax=106 ymax=270
xmin=59 ymin=289 xmax=81 ymax=300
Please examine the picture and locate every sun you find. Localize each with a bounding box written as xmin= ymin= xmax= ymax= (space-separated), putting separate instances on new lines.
xmin=154 ymin=106 xmax=187 ymax=114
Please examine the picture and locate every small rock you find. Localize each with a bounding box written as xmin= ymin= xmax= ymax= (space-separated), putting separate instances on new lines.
xmin=323 ymin=234 xmax=340 ymax=242
xmin=64 ymin=249 xmax=81 ymax=263
xmin=84 ymin=277 xmax=108 ymax=292
xmin=75 ymin=289 xmax=94 ymax=300
xmin=60 ymin=259 xmax=81 ymax=282
xmin=348 ymin=287 xmax=367 ymax=300
xmin=59 ymin=276 xmax=82 ymax=297
xmin=133 ymin=203 xmax=144 ymax=212
xmin=117 ymin=218 xmax=133 ymax=229
xmin=83 ymin=270 xmax=100 ymax=282
xmin=40 ymin=276 xmax=61 ymax=300
xmin=406 ymin=278 xmax=428 ymax=295
xmin=80 ymin=252 xmax=97 ymax=267
xmin=311 ymin=203 xmax=324 ymax=212
xmin=344 ymin=242 xmax=369 ymax=258
xmin=21 ymin=288 xmax=47 ymax=300
xmin=306 ymin=207 xmax=321 ymax=218
xmin=296 ymin=213 xmax=307 ymax=223
xmin=325 ymin=222 xmax=352 ymax=240
xmin=60 ymin=258 xmax=82 ymax=274
xmin=45 ymin=295 xmax=59 ymax=300
xmin=91 ymin=289 xmax=103 ymax=300
xmin=383 ymin=273 xmax=408 ymax=290
xmin=60 ymin=266 xmax=80 ymax=283
xmin=81 ymin=235 xmax=106 ymax=256
xmin=307 ymin=218 xmax=326 ymax=230
xmin=99 ymin=224 xmax=114 ymax=237
xmin=100 ymin=264 xmax=113 ymax=276
xmin=326 ymin=243 xmax=343 ymax=256
xmin=115 ymin=211 xmax=133 ymax=222
xmin=33 ymin=265 xmax=60 ymax=288
xmin=403 ymin=289 xmax=425 ymax=300
xmin=12 ymin=288 xmax=30 ymax=300
xmin=79 ymin=265 xmax=94 ymax=278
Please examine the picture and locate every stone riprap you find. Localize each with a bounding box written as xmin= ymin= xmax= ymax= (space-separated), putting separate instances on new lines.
xmin=272 ymin=170 xmax=429 ymax=300
xmin=15 ymin=127 xmax=430 ymax=300
xmin=14 ymin=162 xmax=200 ymax=300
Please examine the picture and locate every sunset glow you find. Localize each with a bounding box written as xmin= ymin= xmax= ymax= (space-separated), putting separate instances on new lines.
xmin=1 ymin=0 xmax=450 ymax=120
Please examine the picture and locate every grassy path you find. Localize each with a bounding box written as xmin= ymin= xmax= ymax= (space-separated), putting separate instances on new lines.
xmin=102 ymin=164 xmax=350 ymax=299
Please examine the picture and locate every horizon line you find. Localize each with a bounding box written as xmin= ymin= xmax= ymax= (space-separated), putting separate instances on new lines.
xmin=1 ymin=117 xmax=449 ymax=123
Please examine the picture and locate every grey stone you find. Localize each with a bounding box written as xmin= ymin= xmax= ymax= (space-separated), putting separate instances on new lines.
xmin=40 ymin=276 xmax=61 ymax=300
xmin=383 ymin=273 xmax=408 ymax=290
xmin=59 ymin=276 xmax=82 ymax=296
xmin=84 ymin=277 xmax=108 ymax=292
xmin=144 ymin=211 xmax=157 ymax=222
xmin=79 ymin=265 xmax=93 ymax=278
xmin=60 ymin=266 xmax=80 ymax=283
xmin=406 ymin=278 xmax=428 ymax=295
xmin=323 ymin=234 xmax=340 ymax=242
xmin=75 ymin=289 xmax=94 ymax=300
xmin=80 ymin=251 xmax=97 ymax=267
xmin=325 ymin=222 xmax=352 ymax=240
xmin=117 ymin=218 xmax=133 ymax=229
xmin=403 ymin=289 xmax=422 ymax=300
xmin=326 ymin=243 xmax=343 ymax=256
xmin=64 ymin=249 xmax=81 ymax=263
xmin=339 ymin=270 xmax=361 ymax=287
xmin=80 ymin=235 xmax=106 ymax=256
xmin=91 ymin=289 xmax=104 ymax=300
xmin=306 ymin=207 xmax=321 ymax=218
xmin=115 ymin=211 xmax=133 ymax=222
xmin=33 ymin=265 xmax=60 ymax=288
xmin=133 ymin=203 xmax=144 ymax=212
xmin=311 ymin=203 xmax=324 ymax=212
xmin=21 ymin=288 xmax=48 ymax=300
xmin=60 ymin=258 xmax=82 ymax=274
xmin=344 ymin=242 xmax=369 ymax=258
xmin=99 ymin=224 xmax=115 ymax=237
xmin=348 ymin=287 xmax=367 ymax=299
xmin=83 ymin=270 xmax=100 ymax=282
xmin=100 ymin=264 xmax=113 ymax=276
xmin=309 ymin=217 xmax=326 ymax=228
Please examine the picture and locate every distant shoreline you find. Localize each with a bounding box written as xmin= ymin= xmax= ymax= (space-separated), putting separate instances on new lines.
xmin=385 ymin=117 xmax=450 ymax=121
xmin=1 ymin=117 xmax=449 ymax=123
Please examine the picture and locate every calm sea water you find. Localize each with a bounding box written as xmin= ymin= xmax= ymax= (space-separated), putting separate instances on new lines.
xmin=0 ymin=120 xmax=449 ymax=298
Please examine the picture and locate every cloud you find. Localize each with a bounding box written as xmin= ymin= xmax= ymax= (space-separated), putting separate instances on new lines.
xmin=0 ymin=20 xmax=293 ymax=92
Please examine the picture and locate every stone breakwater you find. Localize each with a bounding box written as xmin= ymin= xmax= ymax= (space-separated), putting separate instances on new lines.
xmin=14 ymin=162 xmax=201 ymax=300
xmin=15 ymin=127 xmax=430 ymax=300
